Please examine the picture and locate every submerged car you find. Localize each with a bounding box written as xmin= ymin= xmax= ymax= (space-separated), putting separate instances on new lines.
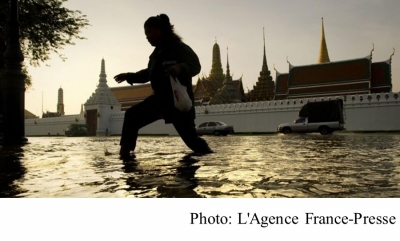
xmin=196 ymin=121 xmax=234 ymax=136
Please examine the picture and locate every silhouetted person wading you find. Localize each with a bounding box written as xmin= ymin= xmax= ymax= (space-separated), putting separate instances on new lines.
xmin=114 ymin=14 xmax=212 ymax=158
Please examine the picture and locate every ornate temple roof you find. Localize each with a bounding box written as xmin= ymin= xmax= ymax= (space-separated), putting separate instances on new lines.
xmin=272 ymin=19 xmax=395 ymax=99
xmin=275 ymin=51 xmax=394 ymax=99
xmin=85 ymin=59 xmax=120 ymax=107
xmin=286 ymin=56 xmax=372 ymax=98
xmin=110 ymin=84 xmax=153 ymax=110
xmin=274 ymin=72 xmax=289 ymax=100
xmin=370 ymin=51 xmax=394 ymax=93
xmin=289 ymin=57 xmax=371 ymax=87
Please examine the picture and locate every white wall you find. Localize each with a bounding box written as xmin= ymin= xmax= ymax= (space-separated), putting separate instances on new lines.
xmin=343 ymin=93 xmax=400 ymax=131
xmin=25 ymin=115 xmax=85 ymax=136
xmin=26 ymin=92 xmax=400 ymax=136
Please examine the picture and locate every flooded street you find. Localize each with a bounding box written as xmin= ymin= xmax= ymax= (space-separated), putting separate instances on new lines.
xmin=1 ymin=133 xmax=399 ymax=198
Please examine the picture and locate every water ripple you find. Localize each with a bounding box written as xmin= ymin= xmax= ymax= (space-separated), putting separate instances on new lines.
xmin=0 ymin=133 xmax=399 ymax=197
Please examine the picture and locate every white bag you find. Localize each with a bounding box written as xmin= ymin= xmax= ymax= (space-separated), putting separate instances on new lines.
xmin=169 ymin=75 xmax=192 ymax=112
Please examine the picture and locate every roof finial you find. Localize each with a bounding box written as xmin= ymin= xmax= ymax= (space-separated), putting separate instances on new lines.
xmin=390 ymin=48 xmax=395 ymax=61
xmin=287 ymin=56 xmax=293 ymax=69
xmin=370 ymin=43 xmax=375 ymax=57
xmin=273 ymin=64 xmax=281 ymax=76
xmin=263 ymin=26 xmax=265 ymax=44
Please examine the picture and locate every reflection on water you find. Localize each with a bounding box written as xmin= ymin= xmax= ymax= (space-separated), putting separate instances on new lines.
xmin=0 ymin=146 xmax=26 ymax=197
xmin=0 ymin=133 xmax=399 ymax=197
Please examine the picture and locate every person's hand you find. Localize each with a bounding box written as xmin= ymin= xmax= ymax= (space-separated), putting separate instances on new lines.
xmin=165 ymin=65 xmax=181 ymax=77
xmin=114 ymin=73 xmax=127 ymax=83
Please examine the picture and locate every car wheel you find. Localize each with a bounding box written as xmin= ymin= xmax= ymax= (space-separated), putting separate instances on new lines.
xmin=214 ymin=130 xmax=220 ymax=136
xmin=319 ymin=127 xmax=330 ymax=135
xmin=283 ymin=127 xmax=292 ymax=134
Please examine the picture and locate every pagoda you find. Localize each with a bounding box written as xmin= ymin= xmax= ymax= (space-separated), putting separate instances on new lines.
xmin=246 ymin=28 xmax=275 ymax=101
xmin=84 ymin=58 xmax=121 ymax=136
xmin=210 ymin=47 xmax=243 ymax=104
xmin=193 ymin=39 xmax=244 ymax=105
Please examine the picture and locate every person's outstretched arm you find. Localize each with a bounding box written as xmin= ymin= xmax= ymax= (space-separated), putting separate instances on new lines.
xmin=114 ymin=68 xmax=150 ymax=85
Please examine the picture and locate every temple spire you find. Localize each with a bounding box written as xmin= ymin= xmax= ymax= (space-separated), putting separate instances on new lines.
xmin=226 ymin=47 xmax=231 ymax=78
xmin=318 ymin=18 xmax=330 ymax=63
xmin=262 ymin=27 xmax=269 ymax=72
xmin=57 ymin=86 xmax=64 ymax=115
xmin=209 ymin=38 xmax=224 ymax=84
xmin=99 ymin=58 xmax=107 ymax=85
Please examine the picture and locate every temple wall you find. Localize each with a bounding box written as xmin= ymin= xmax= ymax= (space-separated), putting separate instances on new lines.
xmin=25 ymin=92 xmax=400 ymax=136
xmin=342 ymin=93 xmax=400 ymax=131
xmin=25 ymin=115 xmax=85 ymax=136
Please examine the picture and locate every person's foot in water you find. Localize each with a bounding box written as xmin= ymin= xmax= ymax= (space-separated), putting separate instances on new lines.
xmin=119 ymin=146 xmax=135 ymax=159
xmin=193 ymin=146 xmax=214 ymax=155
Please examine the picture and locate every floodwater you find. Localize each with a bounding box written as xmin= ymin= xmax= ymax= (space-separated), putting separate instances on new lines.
xmin=0 ymin=133 xmax=399 ymax=198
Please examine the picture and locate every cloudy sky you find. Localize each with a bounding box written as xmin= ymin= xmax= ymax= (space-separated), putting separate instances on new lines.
xmin=24 ymin=0 xmax=400 ymax=116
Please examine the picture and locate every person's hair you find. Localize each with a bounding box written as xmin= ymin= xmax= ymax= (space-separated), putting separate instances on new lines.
xmin=144 ymin=14 xmax=182 ymax=42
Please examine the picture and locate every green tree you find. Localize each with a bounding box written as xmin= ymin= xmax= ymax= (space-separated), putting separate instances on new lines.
xmin=0 ymin=0 xmax=90 ymax=88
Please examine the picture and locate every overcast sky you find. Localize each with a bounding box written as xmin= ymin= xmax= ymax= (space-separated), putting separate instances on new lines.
xmin=24 ymin=0 xmax=400 ymax=116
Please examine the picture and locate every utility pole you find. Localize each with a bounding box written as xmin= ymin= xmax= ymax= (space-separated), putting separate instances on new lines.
xmin=0 ymin=0 xmax=28 ymax=145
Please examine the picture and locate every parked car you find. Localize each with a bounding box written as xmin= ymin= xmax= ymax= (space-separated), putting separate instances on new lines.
xmin=277 ymin=100 xmax=345 ymax=135
xmin=196 ymin=121 xmax=234 ymax=136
